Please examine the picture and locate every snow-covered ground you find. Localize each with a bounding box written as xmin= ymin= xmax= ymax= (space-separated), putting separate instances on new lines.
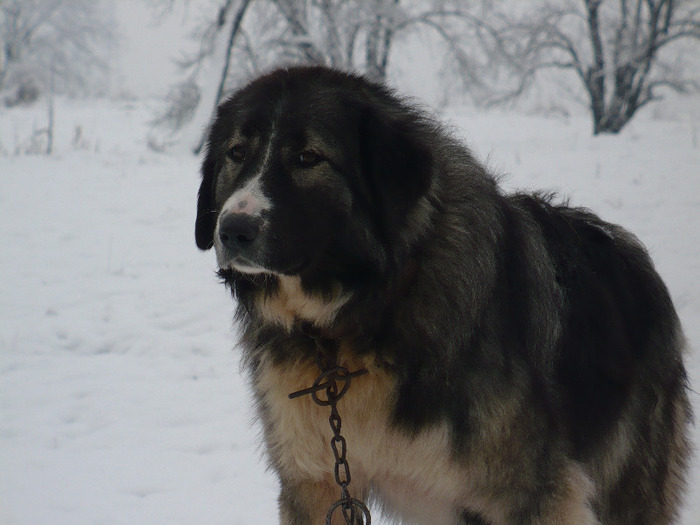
xmin=1 ymin=97 xmax=699 ymax=524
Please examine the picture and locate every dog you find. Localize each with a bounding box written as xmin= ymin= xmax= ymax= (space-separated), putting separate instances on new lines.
xmin=195 ymin=66 xmax=692 ymax=524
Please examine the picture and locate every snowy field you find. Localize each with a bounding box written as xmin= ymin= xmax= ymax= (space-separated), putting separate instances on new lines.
xmin=1 ymin=97 xmax=699 ymax=524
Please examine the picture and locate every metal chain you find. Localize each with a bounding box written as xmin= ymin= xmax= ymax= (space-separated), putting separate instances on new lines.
xmin=289 ymin=341 xmax=371 ymax=525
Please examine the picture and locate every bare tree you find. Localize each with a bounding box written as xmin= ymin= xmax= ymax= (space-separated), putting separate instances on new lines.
xmin=265 ymin=0 xmax=404 ymax=79
xmin=482 ymin=0 xmax=700 ymax=134
xmin=152 ymin=0 xmax=252 ymax=150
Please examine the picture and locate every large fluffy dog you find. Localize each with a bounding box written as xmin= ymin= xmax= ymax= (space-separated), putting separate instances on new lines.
xmin=195 ymin=66 xmax=691 ymax=524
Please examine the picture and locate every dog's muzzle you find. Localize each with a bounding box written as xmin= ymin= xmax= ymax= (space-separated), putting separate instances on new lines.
xmin=214 ymin=210 xmax=268 ymax=273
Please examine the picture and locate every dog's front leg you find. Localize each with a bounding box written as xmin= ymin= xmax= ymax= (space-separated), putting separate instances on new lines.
xmin=279 ymin=478 xmax=366 ymax=525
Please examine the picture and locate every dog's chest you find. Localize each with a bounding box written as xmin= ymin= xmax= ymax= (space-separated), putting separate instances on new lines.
xmin=255 ymin=351 xmax=472 ymax=515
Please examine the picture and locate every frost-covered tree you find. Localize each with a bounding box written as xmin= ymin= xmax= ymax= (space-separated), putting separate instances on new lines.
xmin=153 ymin=0 xmax=497 ymax=152
xmin=154 ymin=0 xmax=410 ymax=152
xmin=0 ymin=0 xmax=115 ymax=101
xmin=482 ymin=0 xmax=700 ymax=134
xmin=0 ymin=0 xmax=115 ymax=154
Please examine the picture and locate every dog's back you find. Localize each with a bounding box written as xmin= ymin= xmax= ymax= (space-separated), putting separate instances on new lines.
xmin=511 ymin=194 xmax=691 ymax=523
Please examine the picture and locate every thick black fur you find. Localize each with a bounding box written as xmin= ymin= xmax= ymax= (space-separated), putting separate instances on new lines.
xmin=196 ymin=66 xmax=691 ymax=525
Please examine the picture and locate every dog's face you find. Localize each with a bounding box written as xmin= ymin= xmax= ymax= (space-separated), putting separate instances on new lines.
xmin=196 ymin=67 xmax=432 ymax=284
xmin=199 ymin=77 xmax=357 ymax=277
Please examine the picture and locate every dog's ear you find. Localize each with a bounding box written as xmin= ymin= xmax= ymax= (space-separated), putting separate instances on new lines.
xmin=195 ymin=147 xmax=218 ymax=250
xmin=359 ymin=105 xmax=433 ymax=238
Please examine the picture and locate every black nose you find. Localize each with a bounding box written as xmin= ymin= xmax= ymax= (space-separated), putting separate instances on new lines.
xmin=218 ymin=213 xmax=261 ymax=251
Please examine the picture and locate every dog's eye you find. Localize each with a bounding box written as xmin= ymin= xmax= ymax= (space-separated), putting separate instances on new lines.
xmin=228 ymin=144 xmax=246 ymax=163
xmin=297 ymin=151 xmax=323 ymax=168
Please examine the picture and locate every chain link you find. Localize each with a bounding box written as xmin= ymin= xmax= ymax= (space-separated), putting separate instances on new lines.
xmin=288 ymin=343 xmax=371 ymax=525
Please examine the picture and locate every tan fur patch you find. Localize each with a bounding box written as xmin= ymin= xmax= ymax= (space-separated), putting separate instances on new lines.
xmin=257 ymin=275 xmax=349 ymax=330
xmin=257 ymin=347 xmax=491 ymax=524
xmin=535 ymin=464 xmax=598 ymax=525
xmin=279 ymin=479 xmax=349 ymax=525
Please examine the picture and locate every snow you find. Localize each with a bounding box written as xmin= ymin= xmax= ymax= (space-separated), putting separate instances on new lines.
xmin=1 ymin=97 xmax=699 ymax=524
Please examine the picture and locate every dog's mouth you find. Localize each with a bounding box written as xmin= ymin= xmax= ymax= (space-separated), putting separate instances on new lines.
xmin=217 ymin=252 xmax=310 ymax=279
xmin=215 ymin=251 xmax=272 ymax=276
xmin=222 ymin=258 xmax=269 ymax=275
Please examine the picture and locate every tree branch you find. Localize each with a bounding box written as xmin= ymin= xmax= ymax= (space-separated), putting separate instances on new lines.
xmin=194 ymin=0 xmax=253 ymax=155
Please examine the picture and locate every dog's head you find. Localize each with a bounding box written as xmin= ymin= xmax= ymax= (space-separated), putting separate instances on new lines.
xmin=195 ymin=66 xmax=433 ymax=284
